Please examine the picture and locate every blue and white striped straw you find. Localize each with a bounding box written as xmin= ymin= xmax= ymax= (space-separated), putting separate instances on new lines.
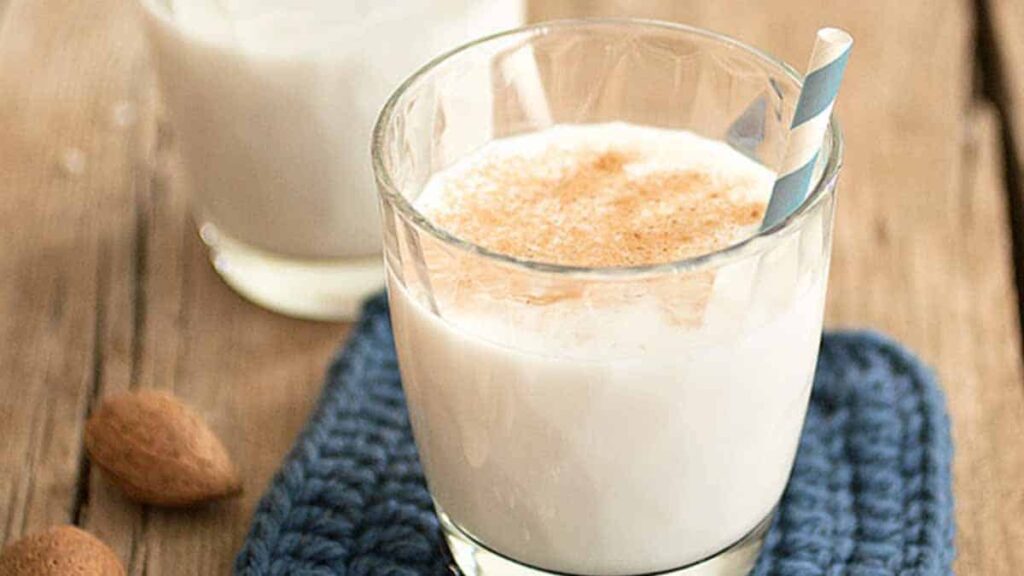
xmin=762 ymin=28 xmax=853 ymax=229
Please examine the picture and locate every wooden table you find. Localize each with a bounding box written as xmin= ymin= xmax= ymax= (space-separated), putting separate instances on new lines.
xmin=2 ymin=0 xmax=1023 ymax=573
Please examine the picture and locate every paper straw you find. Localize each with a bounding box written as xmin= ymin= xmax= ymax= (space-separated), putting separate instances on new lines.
xmin=762 ymin=28 xmax=853 ymax=229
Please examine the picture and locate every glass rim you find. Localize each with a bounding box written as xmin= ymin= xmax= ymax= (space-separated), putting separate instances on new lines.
xmin=372 ymin=17 xmax=844 ymax=278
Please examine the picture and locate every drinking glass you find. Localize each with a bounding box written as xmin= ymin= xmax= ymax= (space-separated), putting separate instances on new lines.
xmin=373 ymin=19 xmax=841 ymax=576
xmin=137 ymin=0 xmax=523 ymax=320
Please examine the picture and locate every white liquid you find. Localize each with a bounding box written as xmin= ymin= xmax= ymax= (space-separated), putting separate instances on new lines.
xmin=389 ymin=124 xmax=828 ymax=574
xmin=140 ymin=0 xmax=523 ymax=258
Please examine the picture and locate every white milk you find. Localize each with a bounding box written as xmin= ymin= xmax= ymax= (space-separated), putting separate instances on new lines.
xmin=137 ymin=0 xmax=522 ymax=317
xmin=388 ymin=124 xmax=828 ymax=574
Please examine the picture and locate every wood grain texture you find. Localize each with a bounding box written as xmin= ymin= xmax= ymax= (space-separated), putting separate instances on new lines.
xmin=987 ymin=0 xmax=1024 ymax=186
xmin=77 ymin=20 xmax=348 ymax=576
xmin=1 ymin=0 xmax=1023 ymax=574
xmin=985 ymin=0 xmax=1024 ymax=327
xmin=949 ymin=105 xmax=1024 ymax=574
xmin=0 ymin=0 xmax=144 ymax=545
xmin=87 ymin=147 xmax=345 ymax=575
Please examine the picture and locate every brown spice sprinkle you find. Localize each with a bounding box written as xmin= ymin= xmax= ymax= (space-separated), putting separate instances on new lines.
xmin=427 ymin=149 xmax=767 ymax=268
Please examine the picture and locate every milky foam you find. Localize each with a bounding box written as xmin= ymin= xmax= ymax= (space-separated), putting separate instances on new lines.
xmin=417 ymin=122 xmax=776 ymax=267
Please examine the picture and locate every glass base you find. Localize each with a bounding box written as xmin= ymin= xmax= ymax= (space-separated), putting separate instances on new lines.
xmin=438 ymin=507 xmax=772 ymax=576
xmin=199 ymin=223 xmax=384 ymax=321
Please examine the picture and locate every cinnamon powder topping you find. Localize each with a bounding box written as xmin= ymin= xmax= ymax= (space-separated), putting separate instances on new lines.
xmin=424 ymin=147 xmax=768 ymax=268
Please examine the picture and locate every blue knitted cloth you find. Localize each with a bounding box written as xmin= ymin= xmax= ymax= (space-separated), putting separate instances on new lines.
xmin=235 ymin=295 xmax=955 ymax=576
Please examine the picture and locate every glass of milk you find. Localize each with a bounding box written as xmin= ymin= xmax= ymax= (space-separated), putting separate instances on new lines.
xmin=136 ymin=0 xmax=523 ymax=320
xmin=373 ymin=20 xmax=842 ymax=576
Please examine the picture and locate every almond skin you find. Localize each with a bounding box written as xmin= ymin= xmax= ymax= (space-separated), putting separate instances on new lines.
xmin=84 ymin=390 xmax=242 ymax=507
xmin=0 ymin=525 xmax=125 ymax=576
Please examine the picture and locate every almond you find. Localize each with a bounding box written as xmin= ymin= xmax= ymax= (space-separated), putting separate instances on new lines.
xmin=84 ymin=390 xmax=242 ymax=507
xmin=0 ymin=525 xmax=125 ymax=576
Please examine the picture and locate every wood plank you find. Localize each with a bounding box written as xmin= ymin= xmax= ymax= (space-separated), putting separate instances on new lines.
xmin=0 ymin=2 xmax=10 ymax=31
xmin=948 ymin=104 xmax=1024 ymax=575
xmin=536 ymin=1 xmax=1024 ymax=574
xmin=987 ymin=0 xmax=1024 ymax=235
xmin=77 ymin=12 xmax=350 ymax=576
xmin=0 ymin=0 xmax=143 ymax=545
xmin=76 ymin=22 xmax=349 ymax=576
xmin=87 ymin=148 xmax=346 ymax=574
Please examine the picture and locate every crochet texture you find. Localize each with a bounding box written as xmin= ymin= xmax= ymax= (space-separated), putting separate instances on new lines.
xmin=235 ymin=295 xmax=954 ymax=576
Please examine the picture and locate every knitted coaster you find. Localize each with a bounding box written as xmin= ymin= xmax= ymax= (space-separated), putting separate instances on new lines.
xmin=235 ymin=295 xmax=955 ymax=576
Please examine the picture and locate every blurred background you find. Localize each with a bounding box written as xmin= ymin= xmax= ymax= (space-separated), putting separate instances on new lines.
xmin=1 ymin=0 xmax=1023 ymax=574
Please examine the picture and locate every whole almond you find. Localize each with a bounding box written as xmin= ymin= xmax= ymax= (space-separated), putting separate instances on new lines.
xmin=0 ymin=525 xmax=125 ymax=576
xmin=84 ymin=390 xmax=242 ymax=507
